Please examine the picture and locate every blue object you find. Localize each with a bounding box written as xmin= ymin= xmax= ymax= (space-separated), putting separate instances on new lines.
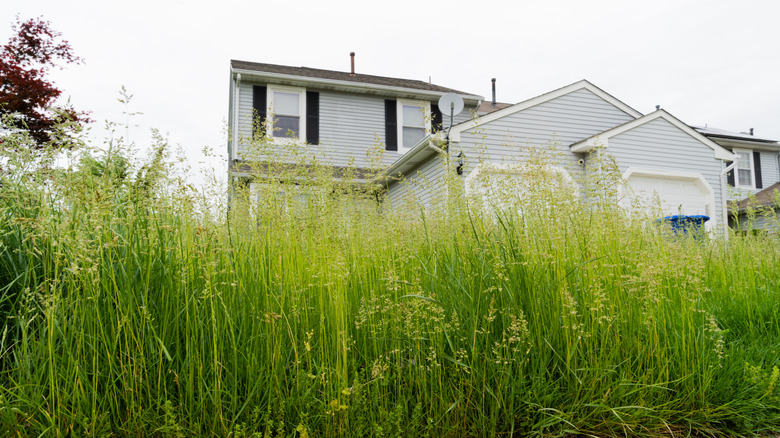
xmin=657 ymin=215 xmax=710 ymax=237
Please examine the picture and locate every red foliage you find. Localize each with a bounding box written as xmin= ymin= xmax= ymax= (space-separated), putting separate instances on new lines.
xmin=0 ymin=16 xmax=90 ymax=146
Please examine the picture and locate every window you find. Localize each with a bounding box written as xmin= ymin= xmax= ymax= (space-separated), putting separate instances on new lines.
xmin=267 ymin=86 xmax=306 ymax=141
xmin=734 ymin=149 xmax=754 ymax=188
xmin=398 ymin=99 xmax=431 ymax=152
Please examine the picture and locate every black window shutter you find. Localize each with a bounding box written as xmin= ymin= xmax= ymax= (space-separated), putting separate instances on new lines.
xmin=431 ymin=104 xmax=443 ymax=133
xmin=726 ymin=161 xmax=735 ymax=186
xmin=385 ymin=99 xmax=397 ymax=151
xmin=252 ymin=85 xmax=267 ymax=135
xmin=306 ymin=91 xmax=319 ymax=145
xmin=754 ymin=151 xmax=763 ymax=189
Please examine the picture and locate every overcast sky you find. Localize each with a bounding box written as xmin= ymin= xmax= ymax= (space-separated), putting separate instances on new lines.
xmin=3 ymin=0 xmax=779 ymax=188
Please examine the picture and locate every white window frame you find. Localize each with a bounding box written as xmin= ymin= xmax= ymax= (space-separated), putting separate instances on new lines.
xmin=397 ymin=99 xmax=431 ymax=154
xmin=733 ymin=148 xmax=755 ymax=189
xmin=266 ymin=85 xmax=306 ymax=143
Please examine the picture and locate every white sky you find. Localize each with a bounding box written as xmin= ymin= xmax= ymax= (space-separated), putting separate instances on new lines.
xmin=3 ymin=0 xmax=780 ymax=189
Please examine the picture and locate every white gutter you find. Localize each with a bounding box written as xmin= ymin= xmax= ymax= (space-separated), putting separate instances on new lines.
xmin=720 ymin=160 xmax=737 ymax=239
xmin=381 ymin=135 xmax=440 ymax=181
xmin=231 ymin=68 xmax=484 ymax=105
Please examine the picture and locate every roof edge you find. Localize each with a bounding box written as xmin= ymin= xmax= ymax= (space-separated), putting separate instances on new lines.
xmin=231 ymin=66 xmax=484 ymax=104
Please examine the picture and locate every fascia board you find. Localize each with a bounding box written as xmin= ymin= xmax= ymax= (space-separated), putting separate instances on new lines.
xmin=449 ymin=80 xmax=643 ymax=142
xmin=707 ymin=137 xmax=780 ymax=151
xmin=232 ymin=68 xmax=484 ymax=105
xmin=570 ymin=136 xmax=604 ymax=153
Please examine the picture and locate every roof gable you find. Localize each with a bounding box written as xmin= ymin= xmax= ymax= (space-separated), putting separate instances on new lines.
xmin=449 ymin=80 xmax=643 ymax=142
xmin=570 ymin=110 xmax=735 ymax=161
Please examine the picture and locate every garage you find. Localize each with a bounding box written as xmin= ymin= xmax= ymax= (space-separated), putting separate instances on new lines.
xmin=622 ymin=169 xmax=715 ymax=226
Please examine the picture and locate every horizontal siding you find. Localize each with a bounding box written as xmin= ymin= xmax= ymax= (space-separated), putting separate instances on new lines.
xmin=235 ymin=81 xmax=256 ymax=159
xmin=319 ymin=91 xmax=388 ymax=168
xmin=386 ymin=155 xmax=449 ymax=212
xmin=456 ymin=88 xmax=635 ymax=181
xmin=732 ymin=210 xmax=780 ymax=233
xmin=234 ymin=80 xmax=477 ymax=170
xmin=607 ymin=118 xmax=725 ymax=224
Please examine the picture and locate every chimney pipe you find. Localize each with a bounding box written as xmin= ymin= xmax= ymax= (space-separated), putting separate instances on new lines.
xmin=655 ymin=105 xmax=660 ymax=111
xmin=350 ymin=52 xmax=355 ymax=76
xmin=491 ymin=78 xmax=496 ymax=107
xmin=750 ymin=128 xmax=754 ymax=136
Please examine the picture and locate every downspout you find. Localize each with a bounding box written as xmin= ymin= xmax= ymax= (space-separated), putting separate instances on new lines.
xmin=720 ymin=160 xmax=737 ymax=240
xmin=227 ymin=72 xmax=241 ymax=209
xmin=233 ymin=73 xmax=241 ymax=164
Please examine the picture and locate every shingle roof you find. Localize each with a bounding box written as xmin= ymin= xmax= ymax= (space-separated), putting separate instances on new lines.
xmin=231 ymin=60 xmax=479 ymax=96
xmin=476 ymin=101 xmax=513 ymax=114
xmin=693 ymin=126 xmax=779 ymax=144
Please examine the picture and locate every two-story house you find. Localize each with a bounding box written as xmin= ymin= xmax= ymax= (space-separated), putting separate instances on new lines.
xmin=228 ymin=58 xmax=482 ymax=182
xmin=228 ymin=58 xmax=780 ymax=232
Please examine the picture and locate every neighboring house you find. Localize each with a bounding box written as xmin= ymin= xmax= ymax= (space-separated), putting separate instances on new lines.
xmin=227 ymin=59 xmax=779 ymax=232
xmin=693 ymin=127 xmax=780 ymax=232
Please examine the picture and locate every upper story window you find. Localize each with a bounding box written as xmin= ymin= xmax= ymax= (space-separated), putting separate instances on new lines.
xmin=734 ymin=149 xmax=754 ymax=188
xmin=398 ymin=99 xmax=431 ymax=152
xmin=267 ymin=85 xmax=307 ymax=141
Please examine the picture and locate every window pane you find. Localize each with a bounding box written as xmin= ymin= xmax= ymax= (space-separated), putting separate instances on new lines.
xmin=738 ymin=169 xmax=752 ymax=186
xmin=403 ymin=127 xmax=425 ymax=147
xmin=274 ymin=92 xmax=299 ymax=116
xmin=403 ymin=105 xmax=425 ymax=127
xmin=273 ymin=116 xmax=299 ymax=138
xmin=736 ymin=151 xmax=751 ymax=169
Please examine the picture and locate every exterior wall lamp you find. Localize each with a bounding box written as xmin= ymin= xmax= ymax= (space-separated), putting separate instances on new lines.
xmin=456 ymin=152 xmax=464 ymax=175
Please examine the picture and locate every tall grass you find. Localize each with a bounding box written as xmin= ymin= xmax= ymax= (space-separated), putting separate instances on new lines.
xmin=1 ymin=129 xmax=780 ymax=437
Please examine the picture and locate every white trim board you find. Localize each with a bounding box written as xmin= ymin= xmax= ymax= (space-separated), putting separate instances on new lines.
xmin=449 ymin=80 xmax=643 ymax=142
xmin=570 ymin=110 xmax=735 ymax=161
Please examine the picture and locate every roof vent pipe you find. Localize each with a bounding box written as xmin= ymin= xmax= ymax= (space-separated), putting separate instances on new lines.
xmin=350 ymin=52 xmax=355 ymax=76
xmin=655 ymin=105 xmax=660 ymax=110
xmin=491 ymin=78 xmax=496 ymax=107
xmin=750 ymin=128 xmax=754 ymax=136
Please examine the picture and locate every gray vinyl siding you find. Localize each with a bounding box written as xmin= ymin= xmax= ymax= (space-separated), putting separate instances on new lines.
xmin=235 ymin=80 xmax=258 ymax=158
xmin=455 ymin=88 xmax=635 ymax=180
xmin=318 ymin=91 xmax=387 ymax=168
xmin=607 ymin=117 xmax=725 ymax=223
xmin=442 ymin=107 xmax=476 ymax=132
xmin=234 ymin=80 xmax=477 ymax=169
xmin=386 ymin=155 xmax=449 ymax=212
xmin=731 ymin=209 xmax=780 ymax=234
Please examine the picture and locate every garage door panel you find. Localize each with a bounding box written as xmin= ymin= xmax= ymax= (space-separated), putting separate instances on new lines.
xmin=624 ymin=173 xmax=712 ymax=218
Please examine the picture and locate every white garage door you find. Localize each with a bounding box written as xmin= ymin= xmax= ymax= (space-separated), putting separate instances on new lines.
xmin=624 ymin=173 xmax=713 ymax=219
